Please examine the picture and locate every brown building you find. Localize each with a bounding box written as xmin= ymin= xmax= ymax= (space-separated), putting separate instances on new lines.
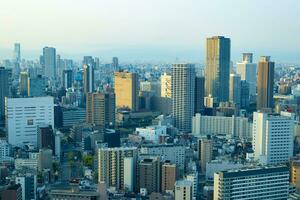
xmin=1 ymin=184 xmax=22 ymax=200
xmin=86 ymin=92 xmax=115 ymax=128
xmin=198 ymin=136 xmax=213 ymax=173
xmin=37 ymin=125 xmax=55 ymax=153
xmin=291 ymin=156 xmax=300 ymax=192
xmin=256 ymin=56 xmax=274 ymax=110
xmin=114 ymin=71 xmax=139 ymax=111
xmin=138 ymin=156 xmax=161 ymax=194
xmin=161 ymin=162 xmax=177 ymax=192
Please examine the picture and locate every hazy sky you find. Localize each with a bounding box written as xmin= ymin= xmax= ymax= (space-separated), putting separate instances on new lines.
xmin=1 ymin=0 xmax=300 ymax=62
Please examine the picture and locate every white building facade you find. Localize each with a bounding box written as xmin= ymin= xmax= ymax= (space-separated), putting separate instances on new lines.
xmin=136 ymin=125 xmax=167 ymax=143
xmin=6 ymin=97 xmax=54 ymax=147
xmin=252 ymin=112 xmax=294 ymax=165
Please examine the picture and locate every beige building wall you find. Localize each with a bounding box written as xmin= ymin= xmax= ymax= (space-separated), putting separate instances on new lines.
xmin=161 ymin=73 xmax=172 ymax=98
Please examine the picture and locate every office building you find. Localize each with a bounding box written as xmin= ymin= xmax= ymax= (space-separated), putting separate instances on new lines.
xmin=43 ymin=47 xmax=56 ymax=79
xmin=86 ymin=92 xmax=115 ymax=128
xmin=229 ymin=73 xmax=241 ymax=105
xmin=98 ymin=147 xmax=138 ymax=191
xmin=49 ymin=189 xmax=99 ymax=200
xmin=172 ymin=63 xmax=195 ymax=132
xmin=138 ymin=156 xmax=161 ymax=194
xmin=253 ymin=112 xmax=294 ymax=165
xmin=214 ymin=166 xmax=290 ymax=200
xmin=37 ymin=125 xmax=55 ymax=153
xmin=62 ymin=69 xmax=73 ymax=89
xmin=236 ymin=53 xmax=257 ymax=97
xmin=161 ymin=73 xmax=172 ymax=98
xmin=161 ymin=162 xmax=177 ymax=192
xmin=136 ymin=125 xmax=167 ymax=144
xmin=124 ymin=157 xmax=135 ymax=192
xmin=112 ymin=57 xmax=119 ymax=70
xmin=205 ymin=36 xmax=230 ymax=103
xmin=1 ymin=184 xmax=22 ymax=200
xmin=16 ymin=174 xmax=37 ymax=200
xmin=28 ymin=75 xmax=46 ymax=97
xmin=6 ymin=97 xmax=54 ymax=147
xmin=291 ymin=156 xmax=300 ymax=192
xmin=14 ymin=43 xmax=21 ymax=62
xmin=0 ymin=140 xmax=11 ymax=158
xmin=256 ymin=56 xmax=275 ymax=110
xmin=114 ymin=71 xmax=139 ymax=111
xmin=240 ymin=80 xmax=250 ymax=109
xmin=194 ymin=76 xmax=205 ymax=114
xmin=83 ymin=56 xmax=95 ymax=67
xmin=83 ymin=64 xmax=95 ymax=93
xmin=140 ymin=144 xmax=186 ymax=175
xmin=186 ymin=173 xmax=199 ymax=200
xmin=198 ymin=136 xmax=213 ymax=173
xmin=192 ymin=114 xmax=252 ymax=139
xmin=175 ymin=180 xmax=193 ymax=200
xmin=0 ymin=67 xmax=12 ymax=120
xmin=19 ymin=71 xmax=29 ymax=96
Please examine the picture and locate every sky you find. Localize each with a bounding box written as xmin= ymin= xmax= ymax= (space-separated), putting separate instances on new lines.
xmin=0 ymin=0 xmax=300 ymax=63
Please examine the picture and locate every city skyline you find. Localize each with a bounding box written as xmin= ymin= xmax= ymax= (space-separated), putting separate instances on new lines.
xmin=1 ymin=0 xmax=300 ymax=62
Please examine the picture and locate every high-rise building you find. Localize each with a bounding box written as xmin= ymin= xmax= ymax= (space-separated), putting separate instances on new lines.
xmin=6 ymin=97 xmax=54 ymax=147
xmin=86 ymin=92 xmax=115 ymax=128
xmin=161 ymin=162 xmax=177 ymax=192
xmin=124 ymin=157 xmax=135 ymax=192
xmin=15 ymin=174 xmax=37 ymax=200
xmin=13 ymin=43 xmax=21 ymax=63
xmin=37 ymin=125 xmax=55 ymax=153
xmin=175 ymin=180 xmax=193 ymax=200
xmin=138 ymin=156 xmax=161 ymax=194
xmin=98 ymin=147 xmax=138 ymax=191
xmin=214 ymin=166 xmax=290 ymax=200
xmin=291 ymin=156 xmax=300 ymax=192
xmin=172 ymin=63 xmax=195 ymax=132
xmin=83 ymin=56 xmax=95 ymax=67
xmin=198 ymin=136 xmax=213 ymax=173
xmin=240 ymin=80 xmax=250 ymax=109
xmin=112 ymin=57 xmax=119 ymax=71
xmin=236 ymin=53 xmax=257 ymax=98
xmin=62 ymin=69 xmax=73 ymax=89
xmin=194 ymin=76 xmax=205 ymax=114
xmin=19 ymin=71 xmax=28 ymax=97
xmin=43 ymin=47 xmax=56 ymax=79
xmin=205 ymin=36 xmax=230 ymax=103
xmin=253 ymin=112 xmax=294 ymax=165
xmin=83 ymin=64 xmax=95 ymax=93
xmin=114 ymin=71 xmax=139 ymax=111
xmin=161 ymin=73 xmax=172 ymax=98
xmin=256 ymin=56 xmax=274 ymax=110
xmin=229 ymin=73 xmax=241 ymax=105
xmin=28 ymin=75 xmax=46 ymax=97
xmin=0 ymin=67 xmax=12 ymax=120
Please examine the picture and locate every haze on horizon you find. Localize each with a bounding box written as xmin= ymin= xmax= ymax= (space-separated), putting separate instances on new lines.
xmin=1 ymin=0 xmax=300 ymax=62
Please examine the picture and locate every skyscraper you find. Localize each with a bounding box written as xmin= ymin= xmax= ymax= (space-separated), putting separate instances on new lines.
xmin=13 ymin=43 xmax=21 ymax=62
xmin=252 ymin=112 xmax=294 ymax=165
xmin=0 ymin=67 xmax=12 ymax=120
xmin=62 ymin=69 xmax=73 ymax=89
xmin=229 ymin=73 xmax=241 ymax=106
xmin=28 ymin=75 xmax=46 ymax=97
xmin=83 ymin=64 xmax=95 ymax=93
xmin=114 ymin=71 xmax=139 ymax=111
xmin=112 ymin=57 xmax=119 ymax=71
xmin=240 ymin=80 xmax=250 ymax=109
xmin=161 ymin=73 xmax=172 ymax=98
xmin=194 ymin=76 xmax=205 ymax=114
xmin=19 ymin=71 xmax=29 ymax=96
xmin=161 ymin=162 xmax=177 ymax=192
xmin=172 ymin=63 xmax=195 ymax=132
xmin=86 ymin=92 xmax=115 ymax=128
xmin=236 ymin=53 xmax=257 ymax=98
xmin=256 ymin=56 xmax=274 ymax=110
xmin=205 ymin=36 xmax=230 ymax=103
xmin=43 ymin=47 xmax=56 ymax=79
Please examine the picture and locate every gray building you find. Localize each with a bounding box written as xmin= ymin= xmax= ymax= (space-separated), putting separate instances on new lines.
xmin=0 ymin=67 xmax=12 ymax=120
xmin=195 ymin=76 xmax=205 ymax=114
xmin=28 ymin=75 xmax=46 ymax=97
xmin=43 ymin=47 xmax=56 ymax=79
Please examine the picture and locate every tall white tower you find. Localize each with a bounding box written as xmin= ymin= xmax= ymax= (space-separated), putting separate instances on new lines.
xmin=172 ymin=63 xmax=195 ymax=132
